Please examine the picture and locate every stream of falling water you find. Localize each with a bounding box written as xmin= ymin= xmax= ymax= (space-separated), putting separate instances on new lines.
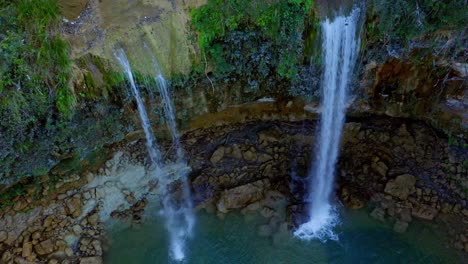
xmin=150 ymin=52 xmax=195 ymax=262
xmin=295 ymin=7 xmax=361 ymax=241
xmin=115 ymin=48 xmax=194 ymax=261
xmin=114 ymin=49 xmax=162 ymax=167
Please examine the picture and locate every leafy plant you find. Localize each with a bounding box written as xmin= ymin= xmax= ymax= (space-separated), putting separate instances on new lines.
xmin=0 ymin=0 xmax=75 ymax=118
xmin=190 ymin=0 xmax=316 ymax=82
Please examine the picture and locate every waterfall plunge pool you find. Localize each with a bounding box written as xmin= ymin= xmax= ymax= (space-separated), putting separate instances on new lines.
xmin=104 ymin=209 xmax=461 ymax=263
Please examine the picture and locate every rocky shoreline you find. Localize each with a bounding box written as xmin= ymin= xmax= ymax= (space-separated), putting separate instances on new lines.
xmin=0 ymin=116 xmax=467 ymax=263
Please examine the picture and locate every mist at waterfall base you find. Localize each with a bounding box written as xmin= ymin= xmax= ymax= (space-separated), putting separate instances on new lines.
xmin=114 ymin=49 xmax=195 ymax=261
xmin=294 ymin=8 xmax=361 ymax=241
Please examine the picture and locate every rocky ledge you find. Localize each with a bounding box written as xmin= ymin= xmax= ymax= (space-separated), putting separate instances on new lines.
xmin=0 ymin=115 xmax=467 ymax=263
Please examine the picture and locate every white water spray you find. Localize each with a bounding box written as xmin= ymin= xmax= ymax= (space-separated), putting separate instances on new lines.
xmin=150 ymin=56 xmax=195 ymax=262
xmin=151 ymin=60 xmax=184 ymax=161
xmin=295 ymin=7 xmax=361 ymax=241
xmin=115 ymin=49 xmax=195 ymax=261
xmin=114 ymin=49 xmax=162 ymax=167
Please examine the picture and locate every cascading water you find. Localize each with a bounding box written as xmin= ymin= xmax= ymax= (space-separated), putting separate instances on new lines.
xmin=151 ymin=59 xmax=183 ymax=161
xmin=150 ymin=55 xmax=195 ymax=262
xmin=114 ymin=49 xmax=162 ymax=167
xmin=114 ymin=48 xmax=194 ymax=261
xmin=294 ymin=7 xmax=361 ymax=241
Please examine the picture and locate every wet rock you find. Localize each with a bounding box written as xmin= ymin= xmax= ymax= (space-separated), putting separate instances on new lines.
xmin=370 ymin=208 xmax=385 ymax=222
xmin=210 ymin=146 xmax=225 ymax=163
xmin=260 ymin=207 xmax=275 ymax=218
xmin=65 ymin=196 xmax=83 ymax=218
xmin=80 ymin=256 xmax=103 ymax=264
xmin=412 ymin=205 xmax=438 ymax=221
xmin=384 ymin=174 xmax=416 ymax=200
xmin=399 ymin=208 xmax=412 ymax=222
xmin=340 ymin=187 xmax=365 ymax=209
xmin=216 ymin=179 xmax=269 ymax=213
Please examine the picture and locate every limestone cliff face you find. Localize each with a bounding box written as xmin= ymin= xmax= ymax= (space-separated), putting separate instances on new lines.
xmin=357 ymin=57 xmax=467 ymax=136
xmin=1 ymin=0 xmax=466 ymax=184
xmin=61 ymin=0 xmax=466 ymax=135
xmin=62 ymin=0 xmax=206 ymax=77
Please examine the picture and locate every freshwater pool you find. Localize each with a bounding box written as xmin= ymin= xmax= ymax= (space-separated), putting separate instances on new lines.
xmin=105 ymin=209 xmax=462 ymax=264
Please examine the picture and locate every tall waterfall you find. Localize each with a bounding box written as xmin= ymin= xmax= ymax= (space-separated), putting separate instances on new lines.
xmin=295 ymin=7 xmax=361 ymax=241
xmin=115 ymin=49 xmax=194 ymax=261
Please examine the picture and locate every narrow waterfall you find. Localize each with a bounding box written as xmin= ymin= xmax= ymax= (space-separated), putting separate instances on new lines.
xmin=295 ymin=7 xmax=361 ymax=241
xmin=152 ymin=60 xmax=183 ymax=161
xmin=114 ymin=49 xmax=162 ymax=167
xmin=115 ymin=49 xmax=194 ymax=261
xmin=150 ymin=55 xmax=195 ymax=261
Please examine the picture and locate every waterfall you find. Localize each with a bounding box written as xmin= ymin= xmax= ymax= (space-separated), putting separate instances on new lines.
xmin=114 ymin=49 xmax=162 ymax=167
xmin=151 ymin=59 xmax=184 ymax=161
xmin=294 ymin=7 xmax=361 ymax=241
xmin=115 ymin=49 xmax=194 ymax=261
xmin=150 ymin=55 xmax=195 ymax=262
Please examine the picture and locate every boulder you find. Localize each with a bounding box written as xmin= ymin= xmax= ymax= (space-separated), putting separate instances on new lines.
xmin=34 ymin=239 xmax=55 ymax=256
xmin=216 ymin=179 xmax=269 ymax=213
xmin=210 ymin=147 xmax=225 ymax=163
xmin=0 ymin=230 xmax=7 ymax=243
xmin=22 ymin=241 xmax=33 ymax=258
xmin=370 ymin=208 xmax=385 ymax=222
xmin=65 ymin=196 xmax=83 ymax=218
xmin=340 ymin=187 xmax=365 ymax=209
xmin=243 ymin=148 xmax=257 ymax=162
xmin=384 ymin=174 xmax=416 ymax=200
xmin=412 ymin=205 xmax=438 ymax=221
xmin=80 ymin=257 xmax=103 ymax=264
xmin=230 ymin=144 xmax=243 ymax=160
xmin=371 ymin=160 xmax=388 ymax=177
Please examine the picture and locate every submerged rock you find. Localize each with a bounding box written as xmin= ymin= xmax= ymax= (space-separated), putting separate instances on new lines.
xmin=384 ymin=174 xmax=416 ymax=200
xmin=412 ymin=205 xmax=438 ymax=221
xmin=370 ymin=208 xmax=386 ymax=222
xmin=393 ymin=220 xmax=409 ymax=233
xmin=79 ymin=256 xmax=103 ymax=264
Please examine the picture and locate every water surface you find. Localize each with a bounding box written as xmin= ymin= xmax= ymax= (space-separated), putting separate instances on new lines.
xmin=105 ymin=209 xmax=461 ymax=264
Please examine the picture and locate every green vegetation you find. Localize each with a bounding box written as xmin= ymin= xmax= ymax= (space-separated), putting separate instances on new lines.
xmin=367 ymin=0 xmax=467 ymax=50
xmin=0 ymin=0 xmax=75 ymax=120
xmin=190 ymin=0 xmax=317 ymax=85
xmin=0 ymin=0 xmax=86 ymax=181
